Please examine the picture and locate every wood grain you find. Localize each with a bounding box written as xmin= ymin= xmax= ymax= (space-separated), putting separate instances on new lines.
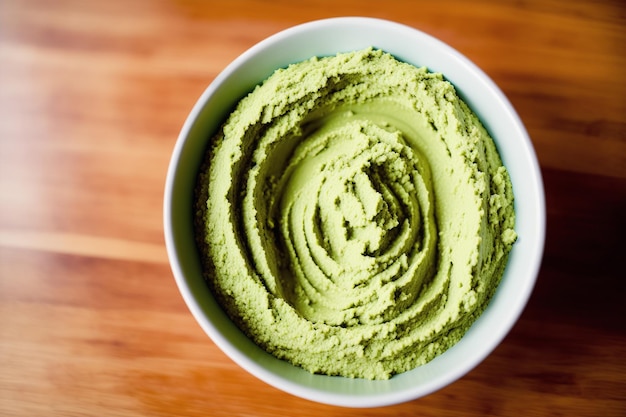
xmin=1 ymin=0 xmax=625 ymax=416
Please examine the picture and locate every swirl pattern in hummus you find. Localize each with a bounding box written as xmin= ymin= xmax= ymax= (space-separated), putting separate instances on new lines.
xmin=195 ymin=48 xmax=517 ymax=379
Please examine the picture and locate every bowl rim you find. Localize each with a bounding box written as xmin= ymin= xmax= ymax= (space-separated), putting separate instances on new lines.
xmin=164 ymin=16 xmax=546 ymax=408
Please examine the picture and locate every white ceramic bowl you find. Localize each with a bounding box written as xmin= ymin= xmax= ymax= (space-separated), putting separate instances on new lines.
xmin=164 ymin=17 xmax=545 ymax=408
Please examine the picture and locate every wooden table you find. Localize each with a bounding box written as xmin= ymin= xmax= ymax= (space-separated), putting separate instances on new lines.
xmin=1 ymin=1 xmax=624 ymax=416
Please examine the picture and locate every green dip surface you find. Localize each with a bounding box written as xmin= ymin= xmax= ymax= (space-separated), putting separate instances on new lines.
xmin=194 ymin=48 xmax=517 ymax=380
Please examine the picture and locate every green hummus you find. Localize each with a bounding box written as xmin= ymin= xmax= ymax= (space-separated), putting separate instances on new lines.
xmin=195 ymin=48 xmax=517 ymax=380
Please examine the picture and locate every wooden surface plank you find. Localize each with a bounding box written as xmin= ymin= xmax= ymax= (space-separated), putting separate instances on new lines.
xmin=1 ymin=0 xmax=625 ymax=415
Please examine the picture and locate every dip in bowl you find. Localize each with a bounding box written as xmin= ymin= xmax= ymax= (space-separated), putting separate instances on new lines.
xmin=164 ymin=17 xmax=545 ymax=407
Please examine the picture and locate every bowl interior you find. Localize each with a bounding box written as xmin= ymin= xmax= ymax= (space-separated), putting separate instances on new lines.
xmin=164 ymin=17 xmax=545 ymax=408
